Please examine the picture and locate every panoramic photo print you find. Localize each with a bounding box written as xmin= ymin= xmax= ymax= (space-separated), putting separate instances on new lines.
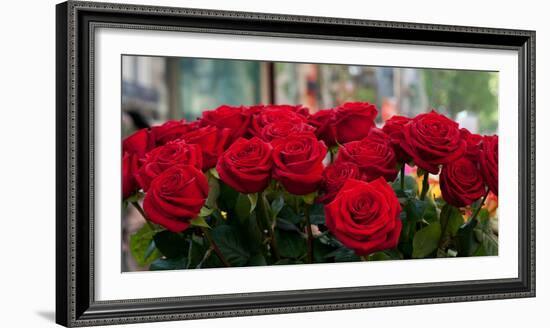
xmin=121 ymin=55 xmax=499 ymax=272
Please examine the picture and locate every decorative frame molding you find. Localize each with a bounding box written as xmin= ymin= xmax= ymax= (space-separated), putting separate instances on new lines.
xmin=56 ymin=1 xmax=535 ymax=326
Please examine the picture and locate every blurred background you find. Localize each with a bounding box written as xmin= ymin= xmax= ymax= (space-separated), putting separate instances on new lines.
xmin=121 ymin=55 xmax=498 ymax=137
xmin=121 ymin=55 xmax=499 ymax=271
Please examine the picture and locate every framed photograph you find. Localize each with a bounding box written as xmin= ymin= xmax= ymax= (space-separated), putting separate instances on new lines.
xmin=56 ymin=1 xmax=535 ymax=326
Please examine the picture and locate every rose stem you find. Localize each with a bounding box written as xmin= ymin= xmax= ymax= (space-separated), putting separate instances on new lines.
xmin=259 ymin=191 xmax=280 ymax=260
xmin=130 ymin=201 xmax=155 ymax=230
xmin=304 ymin=204 xmax=314 ymax=264
xmin=400 ymin=164 xmax=406 ymax=190
xmin=200 ymin=226 xmax=231 ymax=267
xmin=468 ymin=189 xmax=490 ymax=224
xmin=419 ymin=173 xmax=429 ymax=200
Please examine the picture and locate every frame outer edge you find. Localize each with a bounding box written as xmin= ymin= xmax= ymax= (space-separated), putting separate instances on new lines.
xmin=59 ymin=1 xmax=536 ymax=326
xmin=56 ymin=2 xmax=70 ymax=327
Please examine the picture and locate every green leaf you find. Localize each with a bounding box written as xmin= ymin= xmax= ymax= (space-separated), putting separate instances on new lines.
xmin=126 ymin=191 xmax=145 ymax=203
xmin=423 ymin=199 xmax=438 ymax=223
xmin=477 ymin=209 xmax=491 ymax=231
xmin=247 ymin=254 xmax=267 ymax=266
xmin=276 ymin=217 xmax=302 ymax=233
xmin=199 ymin=206 xmax=214 ymax=217
xmin=205 ymin=174 xmax=220 ymax=209
xmin=278 ymin=205 xmax=301 ymax=224
xmin=218 ymin=182 xmax=239 ymax=212
xmin=153 ymin=231 xmax=188 ymax=259
xmin=308 ymin=203 xmax=326 ymax=225
xmin=275 ymin=229 xmax=307 ymax=259
xmin=150 ymin=257 xmax=188 ymax=271
xmin=440 ymin=204 xmax=464 ymax=237
xmin=129 ymin=223 xmax=162 ymax=267
xmin=302 ymin=192 xmax=317 ymax=205
xmin=313 ymin=239 xmax=337 ymax=263
xmin=211 ymin=225 xmax=251 ymax=266
xmin=247 ymin=193 xmax=258 ymax=213
xmin=404 ymin=199 xmax=427 ymax=223
xmin=398 ymin=241 xmax=413 ymax=259
xmin=235 ymin=193 xmax=252 ymax=223
xmin=325 ymin=247 xmax=360 ymax=262
xmin=186 ymin=237 xmax=208 ymax=268
xmin=270 ymin=195 xmax=285 ymax=219
xmin=473 ymin=228 xmax=498 ymax=256
xmin=318 ymin=233 xmax=344 ymax=249
xmin=456 ymin=219 xmax=480 ymax=256
xmin=412 ymin=222 xmax=441 ymax=259
xmin=190 ymin=216 xmax=210 ymax=228
xmin=209 ymin=167 xmax=220 ymax=179
xmin=368 ymin=249 xmax=402 ymax=261
xmin=274 ymin=259 xmax=304 ymax=265
xmin=391 ymin=175 xmax=418 ymax=195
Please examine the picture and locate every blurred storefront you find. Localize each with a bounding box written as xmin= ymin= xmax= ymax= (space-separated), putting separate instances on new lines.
xmin=121 ymin=55 xmax=498 ymax=137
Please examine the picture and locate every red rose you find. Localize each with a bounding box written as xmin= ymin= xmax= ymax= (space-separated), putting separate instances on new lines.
xmin=319 ymin=162 xmax=360 ymax=204
xmin=249 ymin=105 xmax=309 ymax=137
xmin=272 ymin=132 xmax=327 ymax=195
xmin=181 ymin=126 xmax=231 ymax=170
xmin=122 ymin=152 xmax=139 ymax=199
xmin=143 ymin=165 xmax=209 ymax=233
xmin=400 ymin=111 xmax=466 ymax=174
xmin=480 ymin=135 xmax=498 ymax=195
xmin=151 ymin=120 xmax=191 ymax=146
xmin=460 ymin=128 xmax=483 ymax=162
xmin=216 ymin=137 xmax=273 ymax=194
xmin=336 ymin=129 xmax=398 ymax=182
xmin=200 ymin=105 xmax=250 ymax=141
xmin=440 ymin=157 xmax=486 ymax=207
xmin=123 ymin=128 xmax=155 ymax=158
xmin=333 ymin=102 xmax=378 ymax=143
xmin=136 ymin=140 xmax=203 ymax=191
xmin=325 ymin=178 xmax=402 ymax=256
xmin=382 ymin=115 xmax=411 ymax=162
xmin=286 ymin=104 xmax=311 ymax=119
xmin=308 ymin=109 xmax=337 ymax=147
xmin=260 ymin=120 xmax=315 ymax=142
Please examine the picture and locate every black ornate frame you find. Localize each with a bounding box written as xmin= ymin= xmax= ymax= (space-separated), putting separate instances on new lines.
xmin=56 ymin=1 xmax=536 ymax=326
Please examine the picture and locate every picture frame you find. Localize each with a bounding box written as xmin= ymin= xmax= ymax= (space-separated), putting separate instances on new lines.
xmin=56 ymin=1 xmax=535 ymax=326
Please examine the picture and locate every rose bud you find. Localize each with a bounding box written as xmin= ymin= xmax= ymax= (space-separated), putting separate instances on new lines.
xmin=143 ymin=165 xmax=209 ymax=233
xmin=216 ymin=137 xmax=273 ymax=194
xmin=382 ymin=115 xmax=412 ymax=163
xmin=319 ymin=162 xmax=361 ymax=204
xmin=248 ymin=104 xmax=309 ymax=137
xmin=440 ymin=157 xmax=487 ymax=207
xmin=460 ymin=128 xmax=484 ymax=162
xmin=336 ymin=129 xmax=398 ymax=182
xmin=400 ymin=110 xmax=466 ymax=174
xmin=272 ymin=132 xmax=327 ymax=195
xmin=260 ymin=120 xmax=315 ymax=142
xmin=136 ymin=140 xmax=203 ymax=191
xmin=480 ymin=135 xmax=498 ymax=195
xmin=325 ymin=178 xmax=402 ymax=256
xmin=200 ymin=105 xmax=251 ymax=142
xmin=151 ymin=120 xmax=192 ymax=146
xmin=181 ymin=126 xmax=231 ymax=170
xmin=123 ymin=128 xmax=155 ymax=159
xmin=308 ymin=109 xmax=337 ymax=147
xmin=122 ymin=152 xmax=140 ymax=199
xmin=286 ymin=104 xmax=311 ymax=119
xmin=333 ymin=102 xmax=378 ymax=144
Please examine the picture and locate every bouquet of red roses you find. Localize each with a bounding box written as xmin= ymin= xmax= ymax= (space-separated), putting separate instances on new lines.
xmin=123 ymin=102 xmax=498 ymax=270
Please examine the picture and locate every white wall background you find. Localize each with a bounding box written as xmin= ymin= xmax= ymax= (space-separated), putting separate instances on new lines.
xmin=0 ymin=0 xmax=544 ymax=327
